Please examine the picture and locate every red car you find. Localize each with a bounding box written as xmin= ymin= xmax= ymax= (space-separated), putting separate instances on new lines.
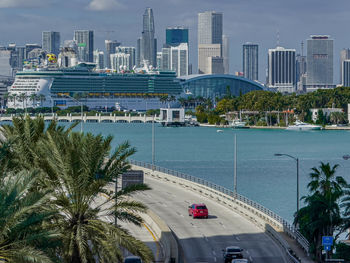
xmin=188 ymin=203 xmax=208 ymax=219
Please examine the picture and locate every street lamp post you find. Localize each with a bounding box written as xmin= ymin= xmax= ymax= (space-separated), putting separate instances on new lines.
xmin=234 ymin=134 xmax=237 ymax=198
xmin=152 ymin=115 xmax=155 ymax=171
xmin=274 ymin=153 xmax=300 ymax=216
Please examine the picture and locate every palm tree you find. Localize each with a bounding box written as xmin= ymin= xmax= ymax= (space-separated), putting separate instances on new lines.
xmin=0 ymin=170 xmax=57 ymax=263
xmin=17 ymin=93 xmax=27 ymax=111
xmin=38 ymin=94 xmax=46 ymax=107
xmin=39 ymin=132 xmax=154 ymax=263
xmin=29 ymin=93 xmax=37 ymax=108
xmin=0 ymin=116 xmax=77 ymax=172
xmin=294 ymin=162 xmax=347 ymax=261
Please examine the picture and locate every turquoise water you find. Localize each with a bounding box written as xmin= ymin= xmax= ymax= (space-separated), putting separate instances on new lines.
xmin=58 ymin=123 xmax=350 ymax=222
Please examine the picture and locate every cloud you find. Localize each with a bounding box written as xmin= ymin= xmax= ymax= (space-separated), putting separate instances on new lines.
xmin=0 ymin=0 xmax=51 ymax=8
xmin=87 ymin=0 xmax=123 ymax=11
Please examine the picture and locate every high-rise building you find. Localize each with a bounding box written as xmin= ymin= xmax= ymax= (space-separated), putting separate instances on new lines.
xmin=340 ymin=48 xmax=350 ymax=85
xmin=170 ymin=43 xmax=188 ymax=76
xmin=296 ymin=54 xmax=306 ymax=91
xmin=243 ymin=43 xmax=258 ymax=81
xmin=198 ymin=11 xmax=223 ymax=74
xmin=25 ymin=44 xmax=41 ymax=59
xmin=105 ymin=40 xmax=121 ymax=69
xmin=93 ymin=50 xmax=104 ymax=70
xmin=166 ymin=27 xmax=189 ymax=46
xmin=342 ymin=60 xmax=350 ymax=87
xmin=110 ymin=53 xmax=130 ymax=72
xmin=0 ymin=50 xmax=12 ymax=76
xmin=222 ymin=35 xmax=229 ymax=74
xmin=306 ymin=35 xmax=334 ymax=92
xmin=42 ymin=31 xmax=60 ymax=56
xmin=157 ymin=52 xmax=162 ymax=69
xmin=267 ymin=46 xmax=296 ymax=93
xmin=74 ymin=30 xmax=94 ymax=62
xmin=198 ymin=44 xmax=221 ymax=74
xmin=140 ymin=8 xmax=157 ymax=67
xmin=136 ymin=37 xmax=142 ymax=67
xmin=116 ymin=46 xmax=136 ymax=70
xmin=161 ymin=47 xmax=171 ymax=71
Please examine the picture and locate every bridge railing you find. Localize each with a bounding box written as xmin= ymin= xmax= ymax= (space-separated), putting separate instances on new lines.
xmin=130 ymin=159 xmax=310 ymax=255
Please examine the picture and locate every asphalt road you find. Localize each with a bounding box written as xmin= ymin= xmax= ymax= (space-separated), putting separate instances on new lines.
xmin=132 ymin=175 xmax=288 ymax=263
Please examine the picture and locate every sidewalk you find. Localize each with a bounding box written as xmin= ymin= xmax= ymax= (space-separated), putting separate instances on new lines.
xmin=280 ymin=232 xmax=315 ymax=263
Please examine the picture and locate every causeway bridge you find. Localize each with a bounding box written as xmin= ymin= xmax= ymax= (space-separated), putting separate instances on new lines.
xmin=0 ymin=113 xmax=159 ymax=123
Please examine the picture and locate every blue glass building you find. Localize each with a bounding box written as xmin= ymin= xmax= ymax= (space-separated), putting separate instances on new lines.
xmin=166 ymin=27 xmax=189 ymax=46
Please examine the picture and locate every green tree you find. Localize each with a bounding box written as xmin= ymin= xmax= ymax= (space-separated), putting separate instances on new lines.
xmin=40 ymin=132 xmax=154 ymax=263
xmin=316 ymin=109 xmax=327 ymax=125
xmin=295 ymin=162 xmax=347 ymax=261
xmin=0 ymin=170 xmax=57 ymax=263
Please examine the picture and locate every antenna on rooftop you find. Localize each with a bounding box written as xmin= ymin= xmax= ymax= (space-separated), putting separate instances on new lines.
xmin=277 ymin=29 xmax=280 ymax=47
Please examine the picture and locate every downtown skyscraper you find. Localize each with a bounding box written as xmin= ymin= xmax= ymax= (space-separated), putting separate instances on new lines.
xmin=198 ymin=11 xmax=224 ymax=74
xmin=242 ymin=43 xmax=258 ymax=81
xmin=74 ymin=30 xmax=94 ymax=63
xmin=139 ymin=8 xmax=157 ymax=67
xmin=42 ymin=31 xmax=60 ymax=56
xmin=267 ymin=46 xmax=296 ymax=93
xmin=305 ymin=35 xmax=334 ymax=92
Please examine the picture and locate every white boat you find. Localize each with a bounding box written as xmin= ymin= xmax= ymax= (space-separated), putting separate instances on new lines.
xmin=231 ymin=120 xmax=248 ymax=129
xmin=286 ymin=120 xmax=322 ymax=131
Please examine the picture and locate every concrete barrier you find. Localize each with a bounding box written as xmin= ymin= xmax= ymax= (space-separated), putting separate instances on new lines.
xmin=142 ymin=209 xmax=179 ymax=263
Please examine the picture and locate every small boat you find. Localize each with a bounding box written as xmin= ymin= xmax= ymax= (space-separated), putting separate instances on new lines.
xmin=216 ymin=129 xmax=223 ymax=133
xmin=286 ymin=120 xmax=322 ymax=131
xmin=231 ymin=120 xmax=248 ymax=129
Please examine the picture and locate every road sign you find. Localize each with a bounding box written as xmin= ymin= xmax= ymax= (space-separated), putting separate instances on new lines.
xmin=324 ymin=245 xmax=332 ymax=251
xmin=322 ymin=236 xmax=334 ymax=246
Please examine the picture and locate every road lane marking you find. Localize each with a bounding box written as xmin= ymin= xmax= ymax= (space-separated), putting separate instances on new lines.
xmin=249 ymin=256 xmax=253 ymax=262
xmin=214 ymin=257 xmax=217 ymax=262
xmin=143 ymin=223 xmax=161 ymax=260
xmin=212 ymin=250 xmax=216 ymax=256
xmin=236 ymin=236 xmax=240 ymax=241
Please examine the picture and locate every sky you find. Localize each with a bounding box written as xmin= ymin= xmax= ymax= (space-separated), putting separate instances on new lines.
xmin=0 ymin=0 xmax=349 ymax=83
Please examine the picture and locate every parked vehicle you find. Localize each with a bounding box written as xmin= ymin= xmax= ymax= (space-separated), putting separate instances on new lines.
xmin=222 ymin=246 xmax=244 ymax=263
xmin=124 ymin=256 xmax=142 ymax=263
xmin=188 ymin=203 xmax=208 ymax=219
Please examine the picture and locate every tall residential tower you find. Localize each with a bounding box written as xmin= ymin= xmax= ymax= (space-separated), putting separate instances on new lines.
xmin=42 ymin=31 xmax=60 ymax=56
xmin=306 ymin=35 xmax=334 ymax=92
xmin=140 ymin=8 xmax=157 ymax=67
xmin=198 ymin=11 xmax=224 ymax=74
xmin=74 ymin=30 xmax=94 ymax=62
xmin=242 ymin=43 xmax=258 ymax=81
xmin=267 ymin=46 xmax=296 ymax=93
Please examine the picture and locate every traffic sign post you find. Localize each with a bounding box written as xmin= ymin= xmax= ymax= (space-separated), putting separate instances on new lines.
xmin=322 ymin=236 xmax=334 ymax=246
xmin=324 ymin=245 xmax=332 ymax=251
xmin=322 ymin=236 xmax=334 ymax=260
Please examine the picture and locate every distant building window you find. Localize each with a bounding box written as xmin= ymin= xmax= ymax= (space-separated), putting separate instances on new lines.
xmin=313 ymin=54 xmax=328 ymax=59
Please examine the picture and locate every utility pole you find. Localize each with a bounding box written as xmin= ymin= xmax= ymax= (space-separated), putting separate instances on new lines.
xmin=152 ymin=115 xmax=155 ymax=171
xmin=234 ymin=134 xmax=237 ymax=197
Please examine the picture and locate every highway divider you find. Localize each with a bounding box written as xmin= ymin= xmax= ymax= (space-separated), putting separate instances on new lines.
xmin=142 ymin=209 xmax=179 ymax=263
xmin=130 ymin=160 xmax=311 ymax=262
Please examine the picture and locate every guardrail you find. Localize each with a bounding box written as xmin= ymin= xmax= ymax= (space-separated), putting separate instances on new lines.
xmin=130 ymin=159 xmax=310 ymax=256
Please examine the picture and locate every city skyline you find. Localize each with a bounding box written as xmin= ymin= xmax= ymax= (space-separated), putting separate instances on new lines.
xmin=0 ymin=0 xmax=350 ymax=82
